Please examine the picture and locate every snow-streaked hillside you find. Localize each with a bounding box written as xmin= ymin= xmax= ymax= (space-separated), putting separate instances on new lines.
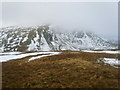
xmin=0 ymin=25 xmax=117 ymax=52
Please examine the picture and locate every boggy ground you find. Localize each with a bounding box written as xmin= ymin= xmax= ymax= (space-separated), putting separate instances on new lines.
xmin=2 ymin=51 xmax=120 ymax=88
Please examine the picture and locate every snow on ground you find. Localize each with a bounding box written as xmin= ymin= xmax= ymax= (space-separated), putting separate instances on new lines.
xmin=98 ymin=58 xmax=120 ymax=68
xmin=82 ymin=50 xmax=120 ymax=54
xmin=0 ymin=52 xmax=60 ymax=62
xmin=29 ymin=52 xmax=60 ymax=61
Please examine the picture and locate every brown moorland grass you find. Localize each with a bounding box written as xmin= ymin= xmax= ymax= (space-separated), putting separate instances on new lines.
xmin=92 ymin=49 xmax=120 ymax=51
xmin=2 ymin=51 xmax=119 ymax=88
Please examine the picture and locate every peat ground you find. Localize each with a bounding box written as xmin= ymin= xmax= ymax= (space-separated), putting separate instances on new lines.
xmin=2 ymin=51 xmax=120 ymax=88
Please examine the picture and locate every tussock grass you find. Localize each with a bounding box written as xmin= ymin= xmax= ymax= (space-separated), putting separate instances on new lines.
xmin=93 ymin=49 xmax=120 ymax=51
xmin=2 ymin=51 xmax=119 ymax=88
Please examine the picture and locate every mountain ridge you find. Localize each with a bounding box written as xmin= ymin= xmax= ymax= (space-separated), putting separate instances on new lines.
xmin=0 ymin=25 xmax=117 ymax=52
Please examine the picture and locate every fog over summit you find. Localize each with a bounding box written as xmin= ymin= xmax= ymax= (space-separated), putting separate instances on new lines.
xmin=0 ymin=25 xmax=117 ymax=52
xmin=0 ymin=2 xmax=118 ymax=40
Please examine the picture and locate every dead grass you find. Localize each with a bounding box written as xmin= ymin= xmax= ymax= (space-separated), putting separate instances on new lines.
xmin=93 ymin=49 xmax=120 ymax=51
xmin=2 ymin=51 xmax=119 ymax=88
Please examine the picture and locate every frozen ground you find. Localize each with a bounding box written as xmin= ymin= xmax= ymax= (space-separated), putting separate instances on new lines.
xmin=0 ymin=52 xmax=60 ymax=62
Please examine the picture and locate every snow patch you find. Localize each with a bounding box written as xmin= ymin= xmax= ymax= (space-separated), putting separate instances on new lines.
xmin=22 ymin=35 xmax=28 ymax=42
xmin=0 ymin=52 xmax=60 ymax=62
xmin=29 ymin=52 xmax=60 ymax=61
xmin=98 ymin=58 xmax=120 ymax=68
xmin=82 ymin=50 xmax=120 ymax=54
xmin=40 ymin=33 xmax=50 ymax=51
xmin=27 ymin=40 xmax=37 ymax=51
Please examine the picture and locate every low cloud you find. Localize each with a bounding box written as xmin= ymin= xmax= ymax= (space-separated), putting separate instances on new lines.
xmin=1 ymin=2 xmax=118 ymax=40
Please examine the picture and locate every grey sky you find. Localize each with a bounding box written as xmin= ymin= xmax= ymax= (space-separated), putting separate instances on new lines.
xmin=0 ymin=2 xmax=118 ymax=40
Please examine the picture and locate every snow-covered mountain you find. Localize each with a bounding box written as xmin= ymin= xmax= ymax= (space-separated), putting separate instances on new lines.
xmin=0 ymin=25 xmax=117 ymax=52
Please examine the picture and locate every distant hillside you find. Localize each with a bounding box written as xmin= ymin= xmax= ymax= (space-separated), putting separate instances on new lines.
xmin=0 ymin=25 xmax=117 ymax=52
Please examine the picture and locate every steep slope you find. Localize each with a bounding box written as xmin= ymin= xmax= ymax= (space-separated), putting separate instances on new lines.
xmin=0 ymin=25 xmax=117 ymax=52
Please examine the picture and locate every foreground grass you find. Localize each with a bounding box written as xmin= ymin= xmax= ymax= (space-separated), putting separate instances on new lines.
xmin=2 ymin=52 xmax=119 ymax=88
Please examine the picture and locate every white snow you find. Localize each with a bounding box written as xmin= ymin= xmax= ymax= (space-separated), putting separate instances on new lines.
xmin=27 ymin=40 xmax=37 ymax=51
xmin=103 ymin=58 xmax=120 ymax=65
xmin=22 ymin=36 xmax=28 ymax=42
xmin=29 ymin=52 xmax=60 ymax=61
xmin=40 ymin=33 xmax=50 ymax=51
xmin=0 ymin=45 xmax=4 ymax=52
xmin=98 ymin=58 xmax=120 ymax=68
xmin=8 ymin=37 xmax=13 ymax=44
xmin=82 ymin=50 xmax=120 ymax=54
xmin=0 ymin=52 xmax=60 ymax=62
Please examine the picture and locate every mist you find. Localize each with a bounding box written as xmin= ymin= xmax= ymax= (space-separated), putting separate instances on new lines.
xmin=1 ymin=2 xmax=118 ymax=40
